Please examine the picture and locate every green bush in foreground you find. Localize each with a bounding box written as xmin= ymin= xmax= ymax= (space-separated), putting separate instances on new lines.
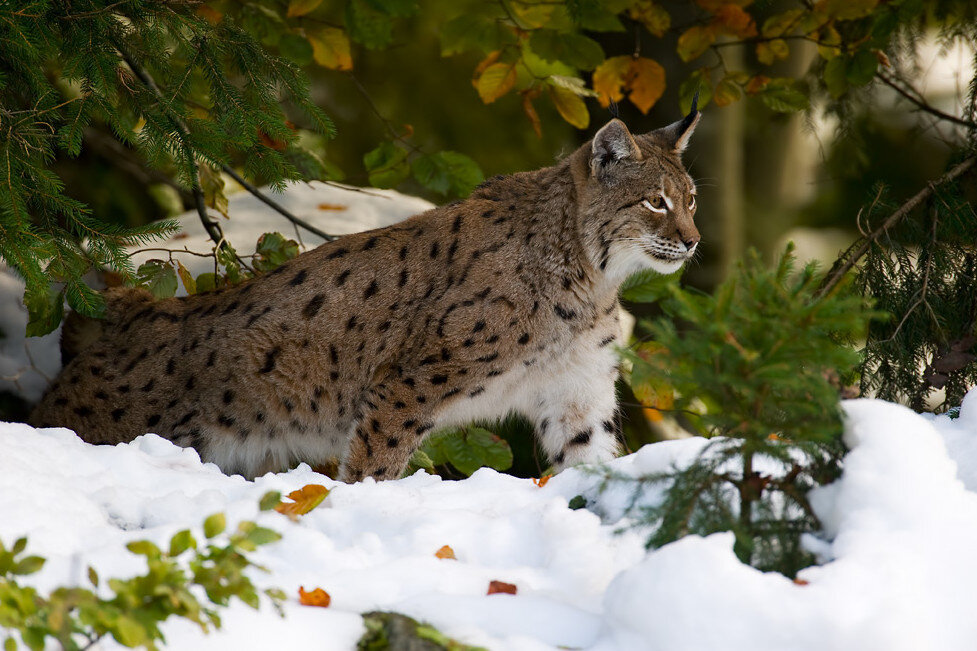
xmin=615 ymin=245 xmax=875 ymax=576
xmin=0 ymin=513 xmax=283 ymax=650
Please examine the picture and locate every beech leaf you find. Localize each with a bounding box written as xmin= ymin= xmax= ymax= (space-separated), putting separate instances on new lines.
xmin=298 ymin=586 xmax=331 ymax=607
xmin=275 ymin=484 xmax=330 ymax=517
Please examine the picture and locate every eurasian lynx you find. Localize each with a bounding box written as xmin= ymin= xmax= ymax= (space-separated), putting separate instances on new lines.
xmin=32 ymin=105 xmax=701 ymax=482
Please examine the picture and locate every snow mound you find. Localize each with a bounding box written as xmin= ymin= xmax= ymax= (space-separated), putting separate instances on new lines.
xmin=0 ymin=181 xmax=432 ymax=402
xmin=1 ymin=392 xmax=977 ymax=649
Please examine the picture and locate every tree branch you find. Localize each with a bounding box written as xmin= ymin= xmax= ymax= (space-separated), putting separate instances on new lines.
xmin=116 ymin=44 xmax=226 ymax=252
xmin=220 ymin=165 xmax=336 ymax=242
xmin=877 ymin=71 xmax=977 ymax=130
xmin=817 ymin=155 xmax=977 ymax=298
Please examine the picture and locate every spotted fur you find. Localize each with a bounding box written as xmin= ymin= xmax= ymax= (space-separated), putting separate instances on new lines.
xmin=31 ymin=112 xmax=701 ymax=481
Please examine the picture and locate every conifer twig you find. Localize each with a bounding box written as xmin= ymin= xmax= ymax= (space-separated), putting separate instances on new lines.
xmin=877 ymin=72 xmax=977 ymax=130
xmin=220 ymin=165 xmax=337 ymax=242
xmin=117 ymin=46 xmax=228 ymax=250
xmin=817 ymin=155 xmax=977 ymax=299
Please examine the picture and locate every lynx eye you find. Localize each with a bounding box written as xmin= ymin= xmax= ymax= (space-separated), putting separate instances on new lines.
xmin=641 ymin=196 xmax=667 ymax=214
xmin=688 ymin=194 xmax=696 ymax=209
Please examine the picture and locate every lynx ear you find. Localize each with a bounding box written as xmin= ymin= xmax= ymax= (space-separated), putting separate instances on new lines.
xmin=591 ymin=119 xmax=642 ymax=177
xmin=654 ymin=93 xmax=701 ymax=155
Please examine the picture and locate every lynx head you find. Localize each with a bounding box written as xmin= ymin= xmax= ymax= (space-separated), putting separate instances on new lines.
xmin=579 ymin=101 xmax=701 ymax=282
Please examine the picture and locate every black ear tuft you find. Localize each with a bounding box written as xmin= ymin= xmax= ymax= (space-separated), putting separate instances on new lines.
xmin=651 ymin=96 xmax=701 ymax=155
xmin=591 ymin=119 xmax=641 ymax=180
xmin=608 ymin=99 xmax=620 ymax=120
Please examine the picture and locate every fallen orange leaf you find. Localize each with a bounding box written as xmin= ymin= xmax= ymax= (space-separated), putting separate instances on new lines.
xmin=298 ymin=586 xmax=331 ymax=607
xmin=532 ymin=474 xmax=552 ymax=487
xmin=317 ymin=203 xmax=347 ymax=211
xmin=275 ymin=484 xmax=330 ymax=518
xmin=487 ymin=580 xmax=517 ymax=595
xmin=793 ymin=578 xmax=810 ymax=586
xmin=435 ymin=545 xmax=456 ymax=560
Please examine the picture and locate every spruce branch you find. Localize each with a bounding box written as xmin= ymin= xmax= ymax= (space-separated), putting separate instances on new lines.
xmin=817 ymin=155 xmax=977 ymax=298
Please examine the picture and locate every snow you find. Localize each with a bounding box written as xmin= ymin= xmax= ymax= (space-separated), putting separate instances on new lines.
xmin=2 ymin=392 xmax=977 ymax=650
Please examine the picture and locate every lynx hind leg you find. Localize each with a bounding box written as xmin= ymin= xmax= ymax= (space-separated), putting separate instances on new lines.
xmin=339 ymin=382 xmax=434 ymax=482
xmin=531 ymin=353 xmax=622 ymax=471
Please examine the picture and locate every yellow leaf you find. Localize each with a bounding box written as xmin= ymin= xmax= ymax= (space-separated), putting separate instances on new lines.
xmin=548 ymin=85 xmax=589 ymax=129
xmin=628 ymin=0 xmax=671 ymax=37
xmin=298 ymin=586 xmax=331 ymax=607
xmin=473 ymin=51 xmax=501 ymax=81
xmin=310 ymin=27 xmax=352 ymax=70
xmin=287 ymin=0 xmax=323 ymax=18
xmin=593 ymin=55 xmax=631 ymax=108
xmin=521 ymin=91 xmax=543 ymax=139
xmin=435 ymin=545 xmax=456 ymax=559
xmin=626 ymin=57 xmax=666 ymax=114
xmin=275 ymin=484 xmax=330 ymax=517
xmin=676 ymin=25 xmax=716 ymax=62
xmin=175 ymin=260 xmax=196 ymax=295
xmin=476 ymin=62 xmax=517 ymax=104
xmin=713 ymin=76 xmax=742 ymax=106
xmin=317 ymin=203 xmax=347 ymax=211
xmin=757 ymin=39 xmax=790 ymax=65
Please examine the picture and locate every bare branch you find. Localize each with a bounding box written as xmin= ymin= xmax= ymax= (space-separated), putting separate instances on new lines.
xmin=220 ymin=165 xmax=337 ymax=242
xmin=877 ymin=71 xmax=977 ymax=130
xmin=817 ymin=155 xmax=977 ymax=299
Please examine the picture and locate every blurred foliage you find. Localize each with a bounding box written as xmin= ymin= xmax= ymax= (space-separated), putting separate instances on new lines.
xmin=610 ymin=245 xmax=876 ymax=576
xmin=359 ymin=611 xmax=487 ymax=651
xmin=0 ymin=512 xmax=282 ymax=651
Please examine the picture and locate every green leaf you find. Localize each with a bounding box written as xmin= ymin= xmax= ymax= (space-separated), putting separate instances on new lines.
xmin=254 ymin=232 xmax=299 ymax=272
xmin=113 ymin=615 xmax=148 ymax=647
xmin=365 ymin=0 xmax=417 ymax=17
xmin=759 ymin=81 xmax=809 ymax=112
xmin=439 ymin=427 xmax=513 ymax=476
xmin=88 ymin=566 xmax=99 ymax=587
xmin=259 ymin=491 xmax=282 ymax=511
xmin=529 ymin=30 xmax=604 ymax=71
xmin=679 ymin=69 xmax=712 ymax=113
xmin=136 ymin=260 xmax=178 ymax=299
xmin=364 ymin=141 xmax=410 ymax=188
xmin=567 ymin=0 xmax=626 ymax=31
xmin=411 ymin=151 xmax=484 ymax=197
xmin=11 ymin=538 xmax=27 ymax=555
xmin=203 ymin=513 xmax=227 ymax=539
xmin=125 ymin=540 xmax=161 ymax=559
xmin=568 ymin=495 xmax=587 ymax=510
xmin=345 ymin=0 xmax=394 ymax=49
xmin=246 ymin=526 xmax=282 ymax=546
xmin=168 ymin=530 xmax=196 ymax=557
xmin=823 ymin=56 xmax=848 ymax=98
xmin=195 ymin=272 xmax=221 ymax=293
xmin=846 ymin=49 xmax=878 ymax=86
xmin=279 ymin=33 xmax=314 ymax=66
xmin=440 ymin=14 xmax=515 ymax=55
xmin=24 ymin=285 xmax=64 ymax=338
xmin=11 ymin=556 xmax=45 ymax=576
xmin=407 ymin=449 xmax=435 ymax=474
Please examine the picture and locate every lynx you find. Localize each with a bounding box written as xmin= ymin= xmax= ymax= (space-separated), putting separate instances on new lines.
xmin=31 ymin=106 xmax=701 ymax=482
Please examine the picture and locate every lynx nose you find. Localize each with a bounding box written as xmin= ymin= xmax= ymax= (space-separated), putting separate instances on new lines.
xmin=682 ymin=236 xmax=699 ymax=250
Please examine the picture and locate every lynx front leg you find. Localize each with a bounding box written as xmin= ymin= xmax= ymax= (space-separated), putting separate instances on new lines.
xmin=339 ymin=382 xmax=434 ymax=482
xmin=530 ymin=346 xmax=622 ymax=471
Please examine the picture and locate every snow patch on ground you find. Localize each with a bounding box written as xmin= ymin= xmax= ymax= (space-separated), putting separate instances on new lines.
xmin=1 ymin=392 xmax=977 ymax=649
